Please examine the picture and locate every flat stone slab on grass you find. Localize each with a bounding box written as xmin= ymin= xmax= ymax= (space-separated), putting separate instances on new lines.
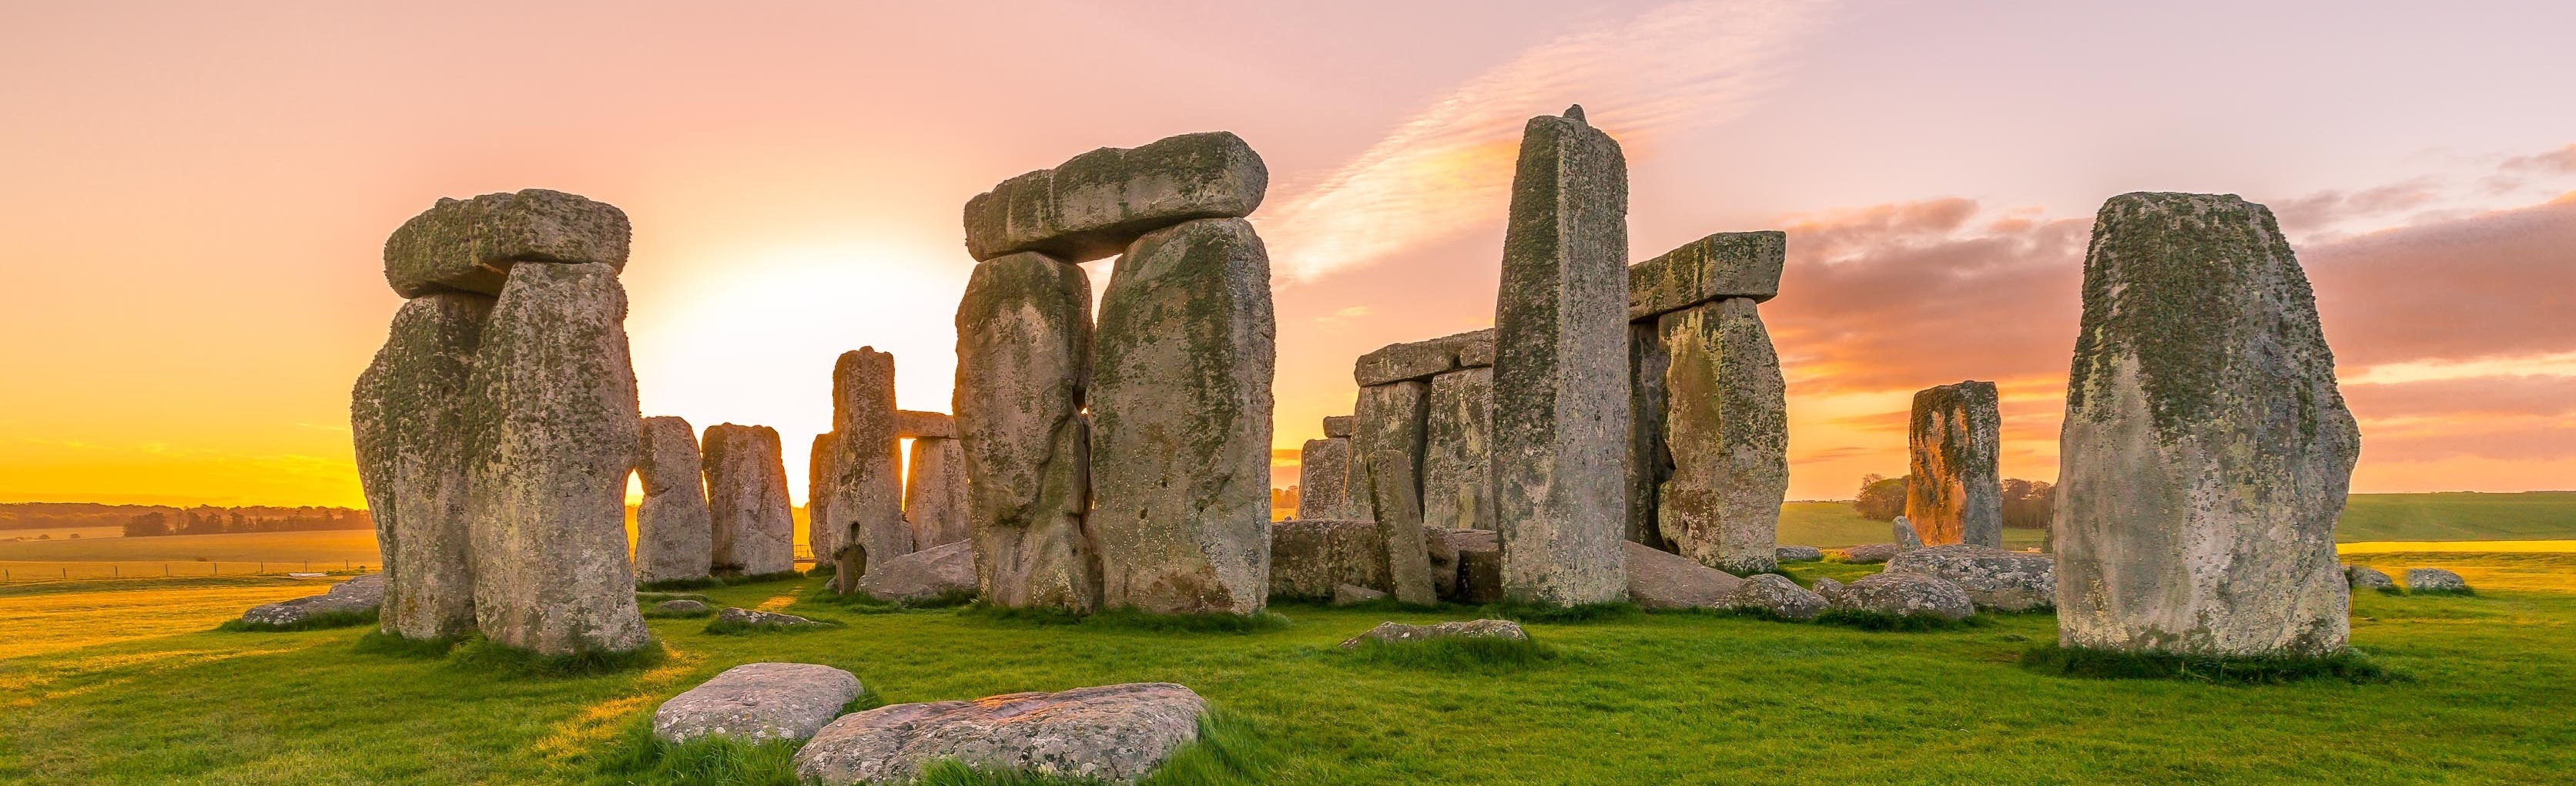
xmin=1332 ymin=583 xmax=1388 ymax=606
xmin=1830 ymin=573 xmax=1975 ymax=621
xmin=240 ymin=573 xmax=384 ymax=628
xmin=1883 ymin=544 xmax=2055 ymax=611
xmin=1338 ymin=619 xmax=1529 ymax=649
xmin=856 ymin=540 xmax=976 ymax=604
xmin=1624 ymin=540 xmax=1745 ymax=610
xmin=716 ymin=608 xmax=829 ymax=628
xmin=654 ymin=663 xmax=862 ymax=744
xmin=1774 ymin=546 xmax=1824 ymax=563
xmin=653 ymin=600 xmax=711 ymax=615
xmin=1719 ymin=573 xmax=1825 ymax=621
xmin=2344 ymin=565 xmax=2396 ymax=591
xmin=1836 ymin=543 xmax=1900 ymax=564
xmin=2406 ymin=568 xmax=2469 ymax=593
xmin=795 ymin=683 xmax=1206 ymax=785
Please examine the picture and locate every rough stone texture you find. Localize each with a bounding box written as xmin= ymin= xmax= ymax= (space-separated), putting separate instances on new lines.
xmin=1623 ymin=540 xmax=1746 ymax=610
xmin=1626 ymin=230 xmax=1786 ymax=320
xmin=635 ymin=416 xmax=714 ymax=584
xmin=964 ymin=131 xmax=1268 ymax=264
xmin=1351 ymin=381 xmax=1429 ymax=529
xmin=2406 ymin=568 xmax=2468 ymax=593
xmin=1265 ymin=519 xmax=1390 ymax=601
xmin=855 ymin=540 xmax=977 ymax=603
xmin=1811 ymin=576 xmax=1847 ymax=606
xmin=1625 ymin=321 xmax=1672 ymax=549
xmin=352 ymin=291 xmax=491 ymax=640
xmin=1353 ymin=329 xmax=1496 ymax=386
xmin=809 ymin=432 xmax=841 ymax=562
xmin=717 ymin=607 xmax=828 ymax=628
xmin=2344 ymin=564 xmax=2395 ymax=592
xmin=1906 ymin=381 xmax=2004 ymax=547
xmin=831 ymin=349 xmax=909 ymax=582
xmin=1718 ymin=573 xmax=1826 ymax=621
xmin=1365 ymin=448 xmax=1437 ymax=606
xmin=1425 ymin=527 xmax=1479 ymax=600
xmin=1654 ymin=298 xmax=1787 ymax=575
xmin=1089 ymin=218 xmax=1275 ymax=616
xmin=241 ymin=573 xmax=387 ymax=627
xmin=1893 ymin=517 xmax=1924 ymax=551
xmin=1832 ymin=573 xmax=1976 ymax=621
xmin=384 ymin=189 xmax=630 ymax=297
xmin=1333 ymin=583 xmax=1388 ymax=606
xmin=895 ymin=410 xmax=956 ymax=439
xmin=1837 ymin=544 xmax=1899 ymax=564
xmin=654 ymin=663 xmax=863 ymax=744
xmin=955 ymin=251 xmax=1098 ymax=613
xmin=702 ymin=424 xmax=796 ymax=577
xmin=796 ymin=683 xmax=1206 ymax=785
xmin=1884 ymin=544 xmax=2056 ymax=611
xmin=2055 ymin=192 xmax=2360 ymax=657
xmin=1421 ymin=368 xmax=1494 ymax=532
xmin=655 ymin=599 xmax=709 ymax=614
xmin=904 ymin=437 xmax=971 ymax=549
xmin=1491 ymin=109 xmax=1631 ymax=606
xmin=464 ymin=262 xmax=650 ymax=655
xmin=1775 ymin=546 xmax=1824 ymax=563
xmin=1338 ymin=619 xmax=1528 ymax=649
xmin=1459 ymin=539 xmax=1504 ymax=604
xmin=1321 ymin=415 xmax=1355 ymax=438
xmin=1296 ymin=438 xmax=1354 ymax=520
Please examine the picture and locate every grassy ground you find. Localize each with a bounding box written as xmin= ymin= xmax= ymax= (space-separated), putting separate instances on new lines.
xmin=2337 ymin=492 xmax=2576 ymax=541
xmin=2 ymin=553 xmax=2571 ymax=784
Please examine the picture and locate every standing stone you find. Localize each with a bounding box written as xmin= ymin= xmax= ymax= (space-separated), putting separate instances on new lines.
xmin=904 ymin=437 xmax=971 ymax=549
xmin=1089 ymin=218 xmax=1275 ymax=616
xmin=464 ymin=262 xmax=648 ymax=654
xmin=1492 ymin=107 xmax=1630 ymax=606
xmin=1365 ymin=448 xmax=1437 ymax=605
xmin=1907 ymin=381 xmax=2003 ymax=547
xmin=2055 ymin=192 xmax=2360 ymax=657
xmin=1625 ymin=322 xmax=1672 ymax=549
xmin=635 ymin=416 xmax=713 ymax=584
xmin=1893 ymin=516 xmax=1924 ymax=551
xmin=1654 ymin=298 xmax=1787 ymax=576
xmin=808 ymin=432 xmax=840 ymax=563
xmin=1297 ymin=437 xmax=1354 ymax=520
xmin=1420 ymin=368 xmax=1494 ymax=532
xmin=382 ymin=189 xmax=631 ymax=297
xmin=702 ymin=424 xmax=796 ymax=577
xmin=1353 ymin=381 xmax=1429 ymax=522
xmin=964 ymin=132 xmax=1268 ymax=264
xmin=1266 ymin=518 xmax=1392 ymax=600
xmin=831 ymin=349 xmax=906 ymax=584
xmin=955 ymin=251 xmax=1098 ymax=612
xmin=352 ymin=291 xmax=491 ymax=640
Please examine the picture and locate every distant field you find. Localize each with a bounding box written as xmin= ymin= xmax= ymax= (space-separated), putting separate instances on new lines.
xmin=0 ymin=526 xmax=124 ymax=542
xmin=2337 ymin=492 xmax=2576 ymax=541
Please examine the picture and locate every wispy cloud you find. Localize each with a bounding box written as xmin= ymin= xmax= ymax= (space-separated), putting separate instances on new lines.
xmin=1255 ymin=0 xmax=1838 ymax=283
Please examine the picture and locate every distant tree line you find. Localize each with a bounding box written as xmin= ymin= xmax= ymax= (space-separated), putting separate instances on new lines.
xmin=1272 ymin=485 xmax=1301 ymax=519
xmin=119 ymin=507 xmax=373 ymax=537
xmin=1853 ymin=474 xmax=2055 ymax=529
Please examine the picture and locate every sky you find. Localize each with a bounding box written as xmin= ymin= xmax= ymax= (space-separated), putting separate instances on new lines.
xmin=2 ymin=1 xmax=2571 ymax=507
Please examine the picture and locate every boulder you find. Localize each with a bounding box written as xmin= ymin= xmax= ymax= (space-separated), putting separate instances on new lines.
xmin=964 ymin=131 xmax=1267 ymax=264
xmin=383 ymin=189 xmax=629 ymax=297
xmin=1718 ymin=573 xmax=1825 ymax=621
xmin=351 ymin=291 xmax=491 ymax=641
xmin=464 ymin=262 xmax=650 ymax=655
xmin=1884 ymin=544 xmax=2055 ymax=611
xmin=1420 ymin=368 xmax=1494 ymax=532
xmin=1266 ymin=519 xmax=1390 ymax=601
xmin=654 ymin=599 xmax=711 ymax=615
xmin=955 ymin=251 xmax=1098 ymax=613
xmin=1623 ymin=540 xmax=1746 ymax=610
xmin=1906 ymin=381 xmax=2004 ymax=547
xmin=856 ymin=540 xmax=977 ymax=604
xmin=1837 ymin=543 xmax=1900 ymax=564
xmin=1626 ymin=230 xmax=1785 ymax=321
xmin=1339 ymin=619 xmax=1529 ymax=649
xmin=1892 ymin=517 xmax=1924 ymax=551
xmin=2055 ymin=193 xmax=2359 ymax=657
xmin=635 ymin=416 xmax=713 ymax=584
xmin=796 ymin=683 xmax=1206 ymax=785
xmin=2406 ymin=568 xmax=2468 ymax=593
xmin=1088 ymin=218 xmax=1275 ymax=615
xmin=1491 ymin=107 xmax=1631 ymax=606
xmin=654 ymin=663 xmax=862 ymax=744
xmin=240 ymin=573 xmax=387 ymax=627
xmin=1321 ymin=415 xmax=1355 ymax=438
xmin=1811 ymin=576 xmax=1847 ymax=606
xmin=1353 ymin=329 xmax=1496 ymax=386
xmin=2343 ymin=564 xmax=2396 ymax=592
xmin=702 ymin=423 xmax=796 ymax=577
xmin=1333 ymin=583 xmax=1388 ymax=606
xmin=1295 ymin=438 xmax=1354 ymax=520
xmin=903 ymin=437 xmax=971 ymax=549
xmin=1653 ymin=298 xmax=1787 ymax=574
xmin=1774 ymin=546 xmax=1824 ymax=563
xmin=894 ymin=410 xmax=956 ymax=439
xmin=830 ymin=349 xmax=909 ymax=583
xmin=1831 ymin=573 xmax=1975 ymax=621
xmin=716 ymin=607 xmax=828 ymax=628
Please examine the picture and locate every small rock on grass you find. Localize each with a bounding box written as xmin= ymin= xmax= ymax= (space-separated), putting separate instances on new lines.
xmin=2343 ymin=564 xmax=2395 ymax=592
xmin=1338 ymin=619 xmax=1528 ymax=650
xmin=1719 ymin=574 xmax=1826 ymax=620
xmin=1831 ymin=573 xmax=1975 ymax=621
xmin=655 ymin=600 xmax=711 ymax=614
xmin=1332 ymin=583 xmax=1388 ymax=606
xmin=2405 ymin=568 xmax=2468 ymax=593
xmin=1774 ymin=546 xmax=1824 ymax=563
xmin=795 ymin=683 xmax=1206 ymax=785
xmin=717 ymin=607 xmax=828 ymax=627
xmin=1837 ymin=543 xmax=1900 ymax=564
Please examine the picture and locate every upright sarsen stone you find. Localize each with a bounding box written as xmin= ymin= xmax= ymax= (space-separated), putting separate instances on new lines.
xmin=702 ymin=424 xmax=796 ymax=577
xmin=1656 ymin=298 xmax=1787 ymax=575
xmin=464 ymin=262 xmax=648 ymax=654
xmin=352 ymin=291 xmax=491 ymax=640
xmin=955 ymin=252 xmax=1098 ymax=612
xmin=635 ymin=416 xmax=714 ymax=584
xmin=1353 ymin=381 xmax=1429 ymax=519
xmin=808 ymin=432 xmax=840 ymax=562
xmin=1421 ymin=368 xmax=1493 ymax=532
xmin=1298 ymin=437 xmax=1353 ymax=520
xmin=832 ymin=349 xmax=906 ymax=583
xmin=1624 ymin=321 xmax=1672 ymax=549
xmin=2055 ymin=192 xmax=2360 ymax=657
xmin=383 ymin=189 xmax=631 ymax=297
xmin=1490 ymin=106 xmax=1630 ymax=606
xmin=905 ymin=437 xmax=971 ymax=549
xmin=1907 ymin=381 xmax=2002 ymax=548
xmin=1089 ymin=218 xmax=1275 ymax=615
xmin=964 ymin=133 xmax=1268 ymax=264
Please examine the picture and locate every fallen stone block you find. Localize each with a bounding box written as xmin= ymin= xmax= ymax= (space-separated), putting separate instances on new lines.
xmin=1829 ymin=573 xmax=1975 ymax=621
xmin=795 ymin=683 xmax=1206 ymax=784
xmin=1774 ymin=546 xmax=1824 ymax=563
xmin=240 ymin=573 xmax=385 ymax=628
xmin=1719 ymin=573 xmax=1825 ymax=621
xmin=655 ymin=662 xmax=862 ymax=744
xmin=856 ymin=540 xmax=977 ymax=604
xmin=1623 ymin=540 xmax=1744 ymax=610
xmin=1338 ymin=619 xmax=1529 ymax=650
xmin=1884 ymin=544 xmax=2055 ymax=611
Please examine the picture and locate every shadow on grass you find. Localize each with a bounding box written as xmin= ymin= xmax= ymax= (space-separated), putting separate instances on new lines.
xmin=1342 ymin=636 xmax=1559 ymax=674
xmin=702 ymin=616 xmax=842 ymax=637
xmin=213 ymin=608 xmax=379 ymax=633
xmin=1812 ymin=609 xmax=1990 ymax=632
xmin=2406 ymin=587 xmax=2477 ymax=597
xmin=636 ymin=576 xmax=725 ymax=592
xmin=791 ymin=589 xmax=977 ymax=616
xmin=352 ymin=630 xmax=464 ymax=659
xmin=1476 ymin=600 xmax=1640 ymax=624
xmin=2020 ymin=644 xmax=2402 ymax=685
xmin=960 ymin=605 xmax=1291 ymax=634
xmin=447 ymin=636 xmax=667 ymax=677
xmin=641 ymin=604 xmax=716 ymax=620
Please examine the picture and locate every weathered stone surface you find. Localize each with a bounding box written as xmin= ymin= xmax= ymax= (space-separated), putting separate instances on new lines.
xmin=716 ymin=607 xmax=828 ymax=628
xmin=654 ymin=599 xmax=709 ymax=614
xmin=1265 ymin=519 xmax=1389 ymax=601
xmin=654 ymin=663 xmax=862 ymax=744
xmin=1090 ymin=218 xmax=1275 ymax=616
xmin=635 ymin=417 xmax=713 ymax=584
xmin=1718 ymin=573 xmax=1826 ymax=621
xmin=1831 ymin=573 xmax=1975 ymax=621
xmin=831 ymin=350 xmax=908 ymax=583
xmin=956 ymin=252 xmax=1098 ymax=613
xmin=1811 ymin=576 xmax=1847 ymax=606
xmin=352 ymin=291 xmax=491 ymax=640
xmin=1459 ymin=539 xmax=1504 ymax=604
xmin=1365 ymin=448 xmax=1437 ymax=606
xmin=1623 ymin=540 xmax=1746 ymax=610
xmin=964 ymin=131 xmax=1267 ymax=264
xmin=894 ymin=410 xmax=956 ymax=439
xmin=384 ymin=189 xmax=630 ymax=297
xmin=2055 ymin=192 xmax=2360 ymax=657
xmin=1625 ymin=321 xmax=1671 ymax=549
xmin=702 ymin=424 xmax=796 ymax=577
xmin=1654 ymin=298 xmax=1787 ymax=575
xmin=1492 ymin=109 xmax=1630 ymax=606
xmin=1353 ymin=329 xmax=1496 ymax=386
xmin=241 ymin=573 xmax=387 ymax=627
xmin=1425 ymin=527 xmax=1479 ymax=600
xmin=1626 ymin=230 xmax=1785 ymax=320
xmin=1351 ymin=381 xmax=1428 ymax=528
xmin=1837 ymin=543 xmax=1899 ymax=564
xmin=1884 ymin=544 xmax=2056 ymax=611
xmin=2406 ymin=568 xmax=2468 ymax=593
xmin=1906 ymin=381 xmax=2003 ymax=547
xmin=1893 ymin=517 xmax=1924 ymax=551
xmin=809 ymin=432 xmax=841 ymax=562
xmin=1775 ymin=546 xmax=1824 ymax=563
xmin=857 ymin=540 xmax=977 ymax=603
xmin=1421 ymin=368 xmax=1493 ymax=532
xmin=904 ymin=437 xmax=970 ymax=549
xmin=1333 ymin=583 xmax=1388 ymax=606
xmin=2343 ymin=564 xmax=2395 ymax=592
xmin=1296 ymin=438 xmax=1354 ymax=520
xmin=1339 ymin=619 xmax=1528 ymax=649
xmin=796 ymin=683 xmax=1206 ymax=785
xmin=464 ymin=262 xmax=649 ymax=655
xmin=1321 ymin=415 xmax=1355 ymax=438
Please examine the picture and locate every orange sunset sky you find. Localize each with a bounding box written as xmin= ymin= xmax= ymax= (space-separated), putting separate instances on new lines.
xmin=3 ymin=2 xmax=2571 ymax=508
